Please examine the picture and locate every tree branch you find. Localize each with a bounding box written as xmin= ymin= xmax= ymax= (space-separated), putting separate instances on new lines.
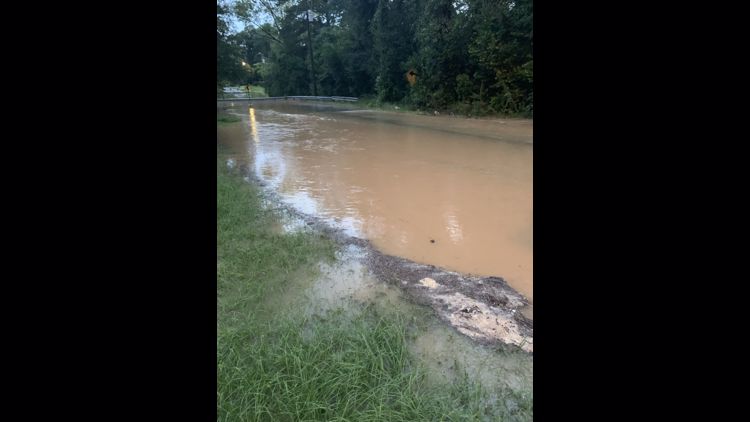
xmin=257 ymin=0 xmax=284 ymax=33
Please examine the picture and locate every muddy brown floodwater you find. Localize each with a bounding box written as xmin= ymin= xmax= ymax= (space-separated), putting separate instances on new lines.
xmin=218 ymin=101 xmax=533 ymax=319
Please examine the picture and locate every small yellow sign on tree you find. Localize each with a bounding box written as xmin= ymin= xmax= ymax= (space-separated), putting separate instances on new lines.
xmin=406 ymin=69 xmax=417 ymax=86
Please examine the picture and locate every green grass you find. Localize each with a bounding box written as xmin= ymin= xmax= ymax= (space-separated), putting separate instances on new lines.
xmin=217 ymin=151 xmax=335 ymax=322
xmin=218 ymin=85 xmax=269 ymax=99
xmin=218 ymin=311 xmax=534 ymax=422
xmin=217 ymin=151 xmax=532 ymax=421
xmin=218 ymin=113 xmax=242 ymax=124
xmin=353 ymin=96 xmax=532 ymax=120
xmin=244 ymin=85 xmax=268 ymax=97
xmin=353 ymin=96 xmax=419 ymax=115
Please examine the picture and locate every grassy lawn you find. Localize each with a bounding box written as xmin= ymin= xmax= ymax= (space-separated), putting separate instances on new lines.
xmin=219 ymin=85 xmax=269 ymax=98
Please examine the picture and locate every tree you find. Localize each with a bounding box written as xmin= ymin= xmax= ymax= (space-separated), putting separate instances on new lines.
xmin=410 ymin=0 xmax=465 ymax=109
xmin=217 ymin=2 xmax=251 ymax=89
xmin=372 ymin=0 xmax=419 ymax=102
xmin=220 ymin=0 xmax=533 ymax=115
xmin=466 ymin=0 xmax=533 ymax=114
xmin=339 ymin=0 xmax=378 ymax=96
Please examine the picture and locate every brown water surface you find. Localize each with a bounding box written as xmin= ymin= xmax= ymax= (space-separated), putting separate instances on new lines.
xmin=218 ymin=102 xmax=533 ymax=316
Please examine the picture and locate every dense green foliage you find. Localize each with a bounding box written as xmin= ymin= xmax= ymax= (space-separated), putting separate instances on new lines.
xmin=218 ymin=3 xmax=248 ymax=91
xmin=218 ymin=0 xmax=532 ymax=115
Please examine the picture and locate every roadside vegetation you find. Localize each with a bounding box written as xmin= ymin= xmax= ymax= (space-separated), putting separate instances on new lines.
xmin=218 ymin=1 xmax=532 ymax=117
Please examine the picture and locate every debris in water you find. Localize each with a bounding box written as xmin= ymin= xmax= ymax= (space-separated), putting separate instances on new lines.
xmin=419 ymin=277 xmax=440 ymax=289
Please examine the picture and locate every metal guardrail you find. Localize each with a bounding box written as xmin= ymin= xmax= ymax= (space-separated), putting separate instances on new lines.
xmin=217 ymin=95 xmax=359 ymax=102
xmin=288 ymin=96 xmax=359 ymax=102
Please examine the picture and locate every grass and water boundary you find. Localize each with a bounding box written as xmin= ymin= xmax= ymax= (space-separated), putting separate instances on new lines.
xmin=217 ymin=123 xmax=532 ymax=421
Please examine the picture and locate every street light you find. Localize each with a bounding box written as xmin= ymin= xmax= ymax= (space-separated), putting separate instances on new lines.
xmin=240 ymin=62 xmax=252 ymax=98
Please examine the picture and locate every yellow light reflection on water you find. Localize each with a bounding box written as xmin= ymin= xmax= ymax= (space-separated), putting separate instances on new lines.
xmin=249 ymin=107 xmax=259 ymax=143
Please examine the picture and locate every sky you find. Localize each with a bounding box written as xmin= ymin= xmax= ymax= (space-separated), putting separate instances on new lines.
xmin=220 ymin=1 xmax=293 ymax=35
xmin=229 ymin=15 xmax=245 ymax=33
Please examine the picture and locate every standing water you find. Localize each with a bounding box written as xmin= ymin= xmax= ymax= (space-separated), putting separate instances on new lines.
xmin=218 ymin=101 xmax=533 ymax=318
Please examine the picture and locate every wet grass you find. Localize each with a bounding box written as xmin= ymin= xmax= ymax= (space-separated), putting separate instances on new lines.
xmin=217 ymin=151 xmax=532 ymax=421
xmin=218 ymin=85 xmax=269 ymax=99
xmin=218 ymin=311 xmax=535 ymax=422
xmin=353 ymin=96 xmax=532 ymax=120
xmin=245 ymin=85 xmax=268 ymax=97
xmin=217 ymin=152 xmax=335 ymax=320
xmin=217 ymin=113 xmax=242 ymax=124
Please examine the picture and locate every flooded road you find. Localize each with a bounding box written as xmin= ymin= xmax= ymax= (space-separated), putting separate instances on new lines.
xmin=218 ymin=101 xmax=533 ymax=317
